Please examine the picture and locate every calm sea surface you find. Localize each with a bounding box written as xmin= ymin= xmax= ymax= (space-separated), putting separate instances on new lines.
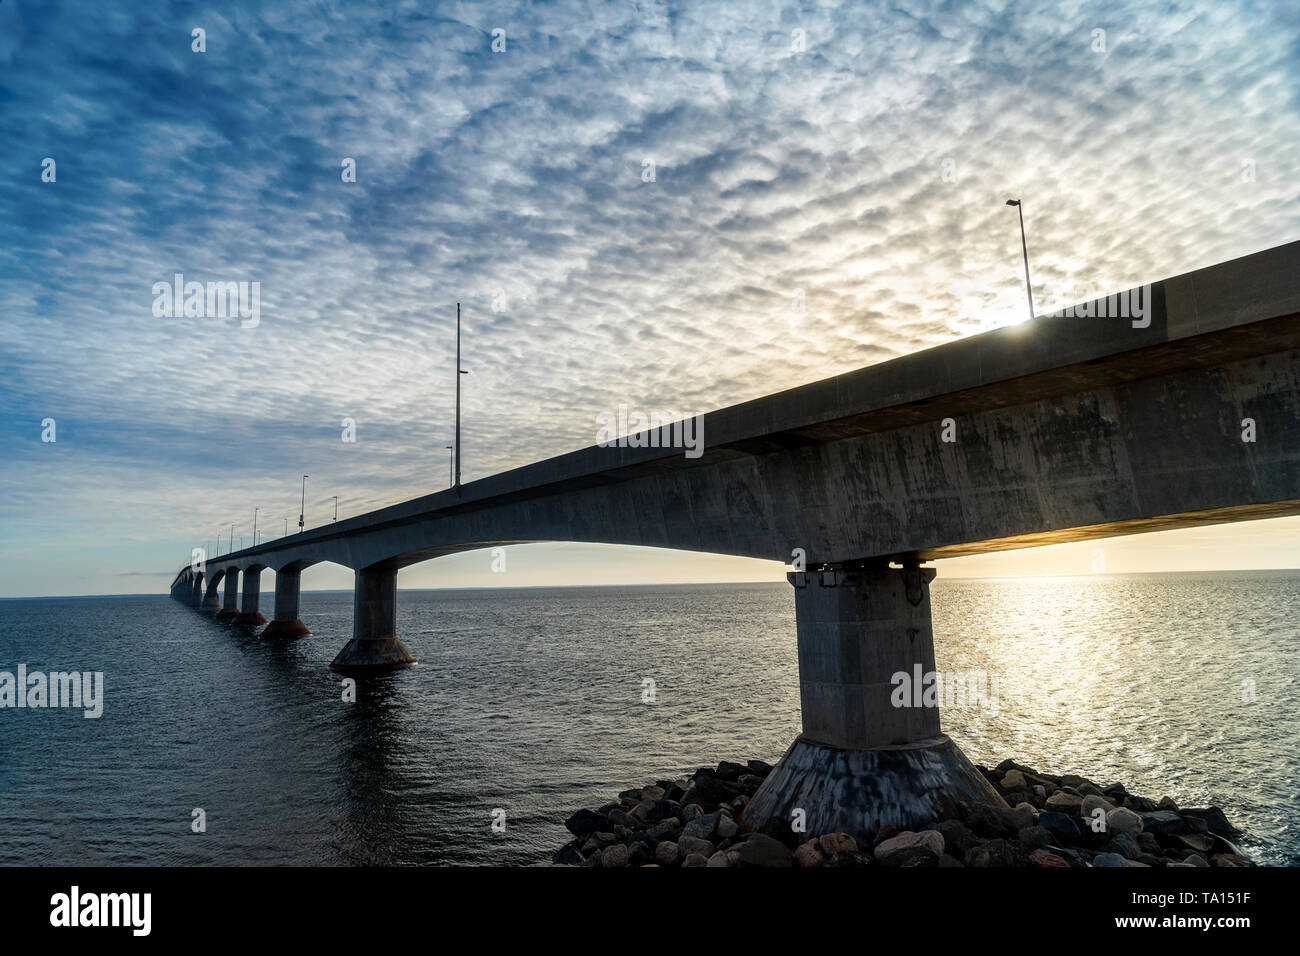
xmin=1 ymin=573 xmax=1297 ymax=865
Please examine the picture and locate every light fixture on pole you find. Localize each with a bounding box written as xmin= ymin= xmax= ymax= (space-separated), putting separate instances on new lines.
xmin=445 ymin=444 xmax=454 ymax=487
xmin=1005 ymin=199 xmax=1035 ymax=322
xmin=455 ymin=303 xmax=469 ymax=487
xmin=332 ymin=496 xmax=338 ymax=522
xmin=299 ymin=475 xmax=308 ymax=533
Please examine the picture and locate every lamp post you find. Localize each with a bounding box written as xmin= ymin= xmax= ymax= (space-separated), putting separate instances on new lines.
xmin=1005 ymin=199 xmax=1035 ymax=322
xmin=283 ymin=517 xmax=288 ymax=537
xmin=455 ymin=303 xmax=469 ymax=487
xmin=253 ymin=507 xmax=260 ymax=546
xmin=332 ymin=496 xmax=338 ymax=522
xmin=299 ymin=475 xmax=309 ymax=533
xmin=230 ymin=522 xmax=235 ymax=554
xmin=445 ymin=444 xmax=454 ymax=487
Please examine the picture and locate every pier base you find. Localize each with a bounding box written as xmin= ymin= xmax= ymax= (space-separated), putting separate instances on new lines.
xmin=740 ymin=565 xmax=1004 ymax=840
xmin=741 ymin=734 xmax=1004 ymax=839
xmin=330 ymin=566 xmax=415 ymax=672
xmin=258 ymin=567 xmax=310 ymax=639
xmin=330 ymin=637 xmax=416 ymax=670
xmin=259 ymin=618 xmax=311 ymax=639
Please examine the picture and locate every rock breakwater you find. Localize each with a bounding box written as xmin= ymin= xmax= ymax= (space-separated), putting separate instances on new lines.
xmin=554 ymin=757 xmax=1255 ymax=868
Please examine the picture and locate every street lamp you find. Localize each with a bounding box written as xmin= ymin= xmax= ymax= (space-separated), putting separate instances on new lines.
xmin=1005 ymin=199 xmax=1035 ymax=323
xmin=299 ymin=475 xmax=309 ymax=533
xmin=445 ymin=444 xmax=454 ymax=487
xmin=283 ymin=517 xmax=288 ymax=537
xmin=230 ymin=522 xmax=235 ymax=554
xmin=455 ymin=303 xmax=470 ymax=487
xmin=333 ymin=496 xmax=338 ymax=521
xmin=253 ymin=507 xmax=260 ymax=546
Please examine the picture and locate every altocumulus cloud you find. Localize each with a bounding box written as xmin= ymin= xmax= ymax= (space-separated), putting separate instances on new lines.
xmin=0 ymin=0 xmax=1297 ymax=594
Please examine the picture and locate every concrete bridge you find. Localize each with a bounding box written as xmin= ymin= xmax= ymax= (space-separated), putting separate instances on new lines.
xmin=169 ymin=240 xmax=1300 ymax=839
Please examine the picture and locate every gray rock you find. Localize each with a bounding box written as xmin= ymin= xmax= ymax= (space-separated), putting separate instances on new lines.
xmin=1000 ymin=804 xmax=1036 ymax=831
xmin=654 ymin=841 xmax=681 ymax=866
xmin=1137 ymin=810 xmax=1186 ymax=835
xmin=1081 ymin=794 xmax=1115 ymax=819
xmin=736 ymin=833 xmax=794 ymax=867
xmin=1038 ymin=811 xmax=1082 ymax=841
xmin=1100 ymin=832 xmax=1142 ymax=860
xmin=793 ymin=840 xmax=825 ymax=867
xmin=715 ymin=813 xmax=739 ymax=840
xmin=677 ymin=835 xmax=715 ymax=857
xmin=600 ymin=844 xmax=629 ymax=868
xmin=1001 ymin=769 xmax=1028 ymax=790
xmin=684 ymin=810 xmax=728 ymax=841
xmin=648 ymin=817 xmax=681 ymax=839
xmin=875 ymin=830 xmax=945 ymax=867
xmin=705 ymin=849 xmax=737 ymax=867
xmin=818 ymin=832 xmax=858 ymax=856
xmin=681 ymin=852 xmax=709 ymax=867
xmin=1174 ymin=833 xmax=1215 ymax=855
xmin=1106 ymin=806 xmax=1144 ymax=835
xmin=1091 ymin=852 xmax=1132 ymax=867
xmin=1018 ymin=826 xmax=1053 ymax=853
xmin=1045 ymin=791 xmax=1084 ymax=814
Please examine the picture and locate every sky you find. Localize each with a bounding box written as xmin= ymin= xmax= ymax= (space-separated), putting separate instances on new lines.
xmin=1 ymin=0 xmax=1298 ymax=597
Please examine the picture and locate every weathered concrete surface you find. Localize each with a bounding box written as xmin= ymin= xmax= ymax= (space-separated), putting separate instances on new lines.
xmin=329 ymin=567 xmax=415 ymax=671
xmin=741 ymin=734 xmax=1007 ymax=838
xmin=793 ymin=567 xmax=940 ymax=750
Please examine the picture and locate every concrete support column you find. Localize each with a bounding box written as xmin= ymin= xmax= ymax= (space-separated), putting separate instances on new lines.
xmin=329 ymin=565 xmax=415 ymax=671
xmin=215 ymin=567 xmax=240 ymax=619
xmin=189 ymin=575 xmax=204 ymax=607
xmin=258 ymin=567 xmax=311 ymax=640
xmin=742 ymin=565 xmax=1004 ymax=840
xmin=796 ymin=565 xmax=940 ymax=748
xmin=234 ymin=567 xmax=268 ymax=626
xmin=200 ymin=575 xmax=222 ymax=613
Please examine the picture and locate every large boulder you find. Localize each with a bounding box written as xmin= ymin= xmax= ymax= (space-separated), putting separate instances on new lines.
xmin=736 ymin=833 xmax=794 ymax=867
xmin=875 ymin=830 xmax=945 ymax=867
xmin=564 ymin=808 xmax=608 ymax=836
xmin=1106 ymin=806 xmax=1143 ymax=836
xmin=600 ymin=844 xmax=629 ymax=868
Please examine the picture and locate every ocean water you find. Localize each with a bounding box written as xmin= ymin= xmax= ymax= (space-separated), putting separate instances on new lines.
xmin=0 ymin=573 xmax=1296 ymax=865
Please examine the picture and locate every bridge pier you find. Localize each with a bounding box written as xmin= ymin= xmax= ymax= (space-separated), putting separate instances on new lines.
xmin=200 ymin=575 xmax=222 ymax=613
xmin=234 ymin=567 xmax=268 ymax=626
xmin=188 ymin=574 xmax=203 ymax=608
xmin=215 ymin=567 xmax=241 ymax=619
xmin=258 ymin=567 xmax=311 ymax=639
xmin=741 ymin=565 xmax=1004 ymax=841
xmin=329 ymin=566 xmax=415 ymax=671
